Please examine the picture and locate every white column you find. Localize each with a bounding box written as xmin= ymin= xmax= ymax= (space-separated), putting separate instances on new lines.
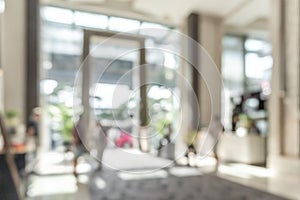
xmin=269 ymin=0 xmax=300 ymax=157
xmin=198 ymin=15 xmax=223 ymax=127
xmin=177 ymin=14 xmax=223 ymax=158
xmin=2 ymin=0 xmax=26 ymax=122
xmin=0 ymin=1 xmax=4 ymax=111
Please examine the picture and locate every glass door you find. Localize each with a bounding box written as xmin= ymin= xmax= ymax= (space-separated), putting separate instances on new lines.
xmin=77 ymin=30 xmax=148 ymax=155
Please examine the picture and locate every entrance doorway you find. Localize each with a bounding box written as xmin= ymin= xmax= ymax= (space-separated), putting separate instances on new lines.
xmin=78 ymin=29 xmax=148 ymax=152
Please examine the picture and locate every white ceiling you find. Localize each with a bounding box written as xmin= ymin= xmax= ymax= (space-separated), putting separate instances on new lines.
xmin=42 ymin=0 xmax=271 ymax=35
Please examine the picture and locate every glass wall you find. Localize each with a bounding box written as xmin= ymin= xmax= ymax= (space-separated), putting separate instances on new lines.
xmin=40 ymin=6 xmax=180 ymax=151
xmin=222 ymin=35 xmax=272 ymax=136
xmin=244 ymin=38 xmax=272 ymax=92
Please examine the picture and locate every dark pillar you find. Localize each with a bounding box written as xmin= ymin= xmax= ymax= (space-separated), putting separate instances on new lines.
xmin=26 ymin=0 xmax=40 ymax=119
xmin=139 ymin=46 xmax=148 ymax=127
xmin=279 ymin=0 xmax=286 ymax=155
xmin=298 ymin=0 xmax=300 ymax=157
xmin=187 ymin=13 xmax=200 ymax=131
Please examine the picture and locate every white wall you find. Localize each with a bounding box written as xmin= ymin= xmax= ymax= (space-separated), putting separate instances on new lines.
xmin=199 ymin=15 xmax=223 ymax=127
xmin=269 ymin=0 xmax=300 ymax=157
xmin=176 ymin=14 xmax=223 ymax=158
xmin=0 ymin=3 xmax=4 ymax=111
xmin=282 ymin=0 xmax=300 ymax=156
xmin=2 ymin=0 xmax=26 ymax=122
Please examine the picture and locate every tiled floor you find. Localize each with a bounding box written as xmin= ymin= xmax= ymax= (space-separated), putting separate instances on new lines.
xmin=26 ymin=175 xmax=90 ymax=200
xmin=25 ymin=150 xmax=300 ymax=200
xmin=88 ymin=168 xmax=289 ymax=200
xmin=216 ymin=158 xmax=300 ymax=200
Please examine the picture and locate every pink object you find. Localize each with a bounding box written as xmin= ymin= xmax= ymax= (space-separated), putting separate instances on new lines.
xmin=115 ymin=130 xmax=133 ymax=148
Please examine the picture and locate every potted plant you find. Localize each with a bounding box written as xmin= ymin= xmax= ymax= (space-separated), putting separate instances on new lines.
xmin=5 ymin=110 xmax=19 ymax=135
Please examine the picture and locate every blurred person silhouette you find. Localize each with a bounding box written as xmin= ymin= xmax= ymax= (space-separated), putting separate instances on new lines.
xmin=157 ymin=124 xmax=172 ymax=157
xmin=93 ymin=120 xmax=108 ymax=170
xmin=73 ymin=115 xmax=108 ymax=177
xmin=208 ymin=115 xmax=224 ymax=172
xmin=26 ymin=107 xmax=42 ymax=154
xmin=184 ymin=128 xmax=199 ymax=166
xmin=72 ymin=115 xmax=87 ymax=178
xmin=231 ymin=97 xmax=242 ymax=132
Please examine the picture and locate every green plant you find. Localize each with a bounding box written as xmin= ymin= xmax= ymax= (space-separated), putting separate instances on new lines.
xmin=184 ymin=130 xmax=198 ymax=146
xmin=4 ymin=110 xmax=19 ymax=135
xmin=153 ymin=118 xmax=171 ymax=137
xmin=48 ymin=103 xmax=73 ymax=142
xmin=58 ymin=104 xmax=73 ymax=142
xmin=5 ymin=110 xmax=18 ymax=120
xmin=238 ymin=113 xmax=253 ymax=129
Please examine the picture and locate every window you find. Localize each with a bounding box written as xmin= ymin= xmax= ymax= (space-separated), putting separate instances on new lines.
xmin=41 ymin=7 xmax=73 ymax=24
xmin=40 ymin=6 xmax=180 ymax=150
xmin=74 ymin=11 xmax=108 ymax=29
xmin=108 ymin=17 xmax=140 ymax=32
xmin=245 ymin=54 xmax=272 ymax=79
xmin=0 ymin=0 xmax=5 ymax=13
xmin=222 ymin=35 xmax=272 ymax=132
xmin=222 ymin=36 xmax=244 ymax=92
xmin=244 ymin=38 xmax=273 ymax=91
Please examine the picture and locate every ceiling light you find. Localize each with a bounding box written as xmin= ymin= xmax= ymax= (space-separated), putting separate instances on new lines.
xmin=0 ymin=0 xmax=5 ymax=13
